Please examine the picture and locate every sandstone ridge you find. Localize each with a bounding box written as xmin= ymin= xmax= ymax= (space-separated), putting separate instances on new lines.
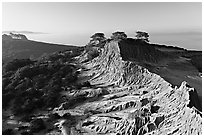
xmin=54 ymin=40 xmax=202 ymax=135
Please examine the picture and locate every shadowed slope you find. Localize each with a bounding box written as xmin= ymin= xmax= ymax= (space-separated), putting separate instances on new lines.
xmin=119 ymin=38 xmax=168 ymax=63
xmin=118 ymin=38 xmax=202 ymax=108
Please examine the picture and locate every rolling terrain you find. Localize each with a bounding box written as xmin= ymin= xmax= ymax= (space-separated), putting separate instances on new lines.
xmin=2 ymin=34 xmax=78 ymax=63
xmin=2 ymin=34 xmax=202 ymax=135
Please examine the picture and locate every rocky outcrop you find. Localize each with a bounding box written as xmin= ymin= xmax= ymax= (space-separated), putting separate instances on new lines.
xmin=53 ymin=40 xmax=202 ymax=135
xmin=2 ymin=33 xmax=28 ymax=40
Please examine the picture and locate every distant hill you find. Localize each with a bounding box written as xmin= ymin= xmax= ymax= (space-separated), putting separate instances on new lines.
xmin=2 ymin=33 xmax=28 ymax=40
xmin=2 ymin=34 xmax=78 ymax=63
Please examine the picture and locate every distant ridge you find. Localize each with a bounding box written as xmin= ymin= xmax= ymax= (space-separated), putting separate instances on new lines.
xmin=2 ymin=33 xmax=79 ymax=63
xmin=3 ymin=33 xmax=28 ymax=40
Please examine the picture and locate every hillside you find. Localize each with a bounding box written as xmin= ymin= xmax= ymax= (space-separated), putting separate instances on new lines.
xmin=118 ymin=38 xmax=202 ymax=104
xmin=119 ymin=38 xmax=169 ymax=63
xmin=2 ymin=37 xmax=202 ymax=135
xmin=2 ymin=34 xmax=78 ymax=63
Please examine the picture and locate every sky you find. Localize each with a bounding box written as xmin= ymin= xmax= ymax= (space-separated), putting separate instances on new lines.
xmin=2 ymin=2 xmax=202 ymax=50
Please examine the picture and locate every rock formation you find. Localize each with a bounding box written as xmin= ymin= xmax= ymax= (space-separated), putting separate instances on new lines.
xmin=2 ymin=33 xmax=28 ymax=40
xmin=2 ymin=37 xmax=202 ymax=135
xmin=52 ymin=40 xmax=202 ymax=135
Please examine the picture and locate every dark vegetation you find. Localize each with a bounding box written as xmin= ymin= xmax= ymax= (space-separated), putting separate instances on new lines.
xmin=181 ymin=51 xmax=202 ymax=73
xmin=90 ymin=33 xmax=106 ymax=42
xmin=111 ymin=31 xmax=127 ymax=40
xmin=3 ymin=59 xmax=35 ymax=73
xmin=2 ymin=129 xmax=15 ymax=135
xmin=88 ymin=32 xmax=106 ymax=46
xmin=135 ymin=31 xmax=149 ymax=42
xmin=84 ymin=32 xmax=107 ymax=61
xmin=2 ymin=47 xmax=84 ymax=116
xmin=30 ymin=119 xmax=46 ymax=133
xmin=85 ymin=47 xmax=100 ymax=61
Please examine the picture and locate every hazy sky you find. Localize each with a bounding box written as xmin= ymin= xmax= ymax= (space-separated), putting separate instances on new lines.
xmin=2 ymin=2 xmax=202 ymax=50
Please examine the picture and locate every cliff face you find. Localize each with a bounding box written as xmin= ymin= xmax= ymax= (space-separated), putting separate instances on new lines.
xmin=117 ymin=38 xmax=202 ymax=109
xmin=118 ymin=38 xmax=168 ymax=63
xmin=54 ymin=40 xmax=202 ymax=135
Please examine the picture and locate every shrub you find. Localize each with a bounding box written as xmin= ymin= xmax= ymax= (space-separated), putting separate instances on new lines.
xmin=3 ymin=59 xmax=35 ymax=72
xmin=135 ymin=31 xmax=149 ymax=42
xmin=87 ymin=48 xmax=100 ymax=60
xmin=2 ymin=93 xmax=15 ymax=109
xmin=111 ymin=31 xmax=127 ymax=40
xmin=90 ymin=33 xmax=106 ymax=45
xmin=30 ymin=119 xmax=46 ymax=133
xmin=2 ymin=129 xmax=14 ymax=135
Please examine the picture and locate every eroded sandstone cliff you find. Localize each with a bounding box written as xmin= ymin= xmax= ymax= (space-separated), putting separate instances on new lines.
xmin=53 ymin=40 xmax=202 ymax=135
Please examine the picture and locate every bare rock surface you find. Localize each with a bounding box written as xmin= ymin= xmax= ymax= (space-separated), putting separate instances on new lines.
xmin=53 ymin=41 xmax=202 ymax=135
